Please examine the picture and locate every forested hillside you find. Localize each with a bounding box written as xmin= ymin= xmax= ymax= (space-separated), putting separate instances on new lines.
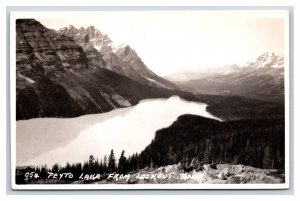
xmin=139 ymin=115 xmax=285 ymax=170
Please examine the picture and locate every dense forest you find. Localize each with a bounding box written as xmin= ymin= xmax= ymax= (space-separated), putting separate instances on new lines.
xmin=16 ymin=115 xmax=285 ymax=184
xmin=138 ymin=115 xmax=285 ymax=170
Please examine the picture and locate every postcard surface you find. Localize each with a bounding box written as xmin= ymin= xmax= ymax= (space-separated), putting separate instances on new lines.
xmin=11 ymin=10 xmax=289 ymax=189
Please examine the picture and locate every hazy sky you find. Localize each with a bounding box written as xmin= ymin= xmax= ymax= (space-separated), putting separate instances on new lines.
xmin=37 ymin=11 xmax=287 ymax=76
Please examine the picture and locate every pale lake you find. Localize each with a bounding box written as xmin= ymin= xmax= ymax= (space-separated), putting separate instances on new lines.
xmin=16 ymin=96 xmax=221 ymax=167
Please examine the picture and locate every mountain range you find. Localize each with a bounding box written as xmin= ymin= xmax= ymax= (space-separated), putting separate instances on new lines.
xmin=16 ymin=19 xmax=284 ymax=121
xmin=166 ymin=52 xmax=284 ymax=103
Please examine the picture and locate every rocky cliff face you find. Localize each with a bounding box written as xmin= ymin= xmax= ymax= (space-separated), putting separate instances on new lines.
xmin=100 ymin=44 xmax=127 ymax=75
xmin=16 ymin=19 xmax=89 ymax=79
xmin=58 ymin=25 xmax=112 ymax=48
xmin=58 ymin=25 xmax=127 ymax=76
xmin=58 ymin=26 xmax=178 ymax=89
xmin=58 ymin=25 xmax=107 ymax=69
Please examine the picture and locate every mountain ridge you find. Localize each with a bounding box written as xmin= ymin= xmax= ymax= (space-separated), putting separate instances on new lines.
xmin=57 ymin=25 xmax=178 ymax=89
xmin=166 ymin=52 xmax=284 ymax=103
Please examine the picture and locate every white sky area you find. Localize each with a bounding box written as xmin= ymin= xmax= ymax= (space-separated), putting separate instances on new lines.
xmin=37 ymin=11 xmax=286 ymax=76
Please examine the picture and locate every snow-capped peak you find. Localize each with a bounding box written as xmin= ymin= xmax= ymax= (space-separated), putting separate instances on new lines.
xmin=246 ymin=52 xmax=284 ymax=69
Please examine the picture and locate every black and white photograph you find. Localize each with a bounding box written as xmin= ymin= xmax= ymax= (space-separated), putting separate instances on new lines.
xmin=11 ymin=10 xmax=289 ymax=189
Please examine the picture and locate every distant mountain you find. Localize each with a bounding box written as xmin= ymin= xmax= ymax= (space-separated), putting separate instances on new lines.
xmin=248 ymin=52 xmax=284 ymax=69
xmin=58 ymin=26 xmax=178 ymax=89
xmin=167 ymin=53 xmax=284 ymax=102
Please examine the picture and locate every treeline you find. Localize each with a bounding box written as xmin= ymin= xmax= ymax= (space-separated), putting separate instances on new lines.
xmin=16 ymin=149 xmax=143 ymax=184
xmin=20 ymin=150 xmax=140 ymax=180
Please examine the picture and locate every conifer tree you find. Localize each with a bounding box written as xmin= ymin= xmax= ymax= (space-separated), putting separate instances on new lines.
xmin=108 ymin=149 xmax=116 ymax=173
xmin=118 ymin=150 xmax=127 ymax=174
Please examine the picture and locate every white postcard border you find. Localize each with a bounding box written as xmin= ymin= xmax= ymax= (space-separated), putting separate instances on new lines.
xmin=10 ymin=10 xmax=290 ymax=190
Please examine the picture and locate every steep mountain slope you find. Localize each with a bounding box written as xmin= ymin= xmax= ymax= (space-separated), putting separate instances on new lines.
xmin=16 ymin=19 xmax=89 ymax=119
xmin=15 ymin=19 xmax=197 ymax=120
xmin=168 ymin=53 xmax=284 ymax=103
xmin=114 ymin=44 xmax=178 ymax=89
xmin=58 ymin=26 xmax=178 ymax=89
